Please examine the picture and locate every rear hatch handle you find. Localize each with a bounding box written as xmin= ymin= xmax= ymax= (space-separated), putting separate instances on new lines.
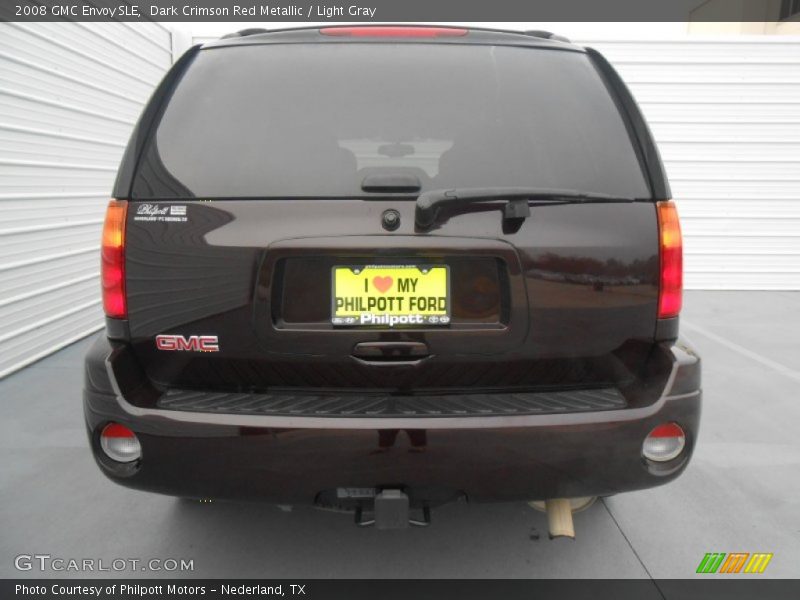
xmin=414 ymin=187 xmax=635 ymax=229
xmin=352 ymin=341 xmax=430 ymax=365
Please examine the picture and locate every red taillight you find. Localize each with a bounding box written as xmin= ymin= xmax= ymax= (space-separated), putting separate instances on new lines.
xmin=657 ymin=200 xmax=682 ymax=319
xmin=101 ymin=200 xmax=127 ymax=319
xmin=319 ymin=26 xmax=468 ymax=38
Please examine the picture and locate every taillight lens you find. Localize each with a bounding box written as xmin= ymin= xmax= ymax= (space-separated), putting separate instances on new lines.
xmin=101 ymin=200 xmax=127 ymax=318
xmin=319 ymin=26 xmax=468 ymax=38
xmin=657 ymin=200 xmax=682 ymax=319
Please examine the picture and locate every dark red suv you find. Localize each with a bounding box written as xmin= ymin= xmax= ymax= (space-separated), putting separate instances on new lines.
xmin=84 ymin=25 xmax=701 ymax=532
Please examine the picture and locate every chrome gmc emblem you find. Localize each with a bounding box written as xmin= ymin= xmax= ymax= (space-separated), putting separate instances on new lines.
xmin=155 ymin=334 xmax=219 ymax=352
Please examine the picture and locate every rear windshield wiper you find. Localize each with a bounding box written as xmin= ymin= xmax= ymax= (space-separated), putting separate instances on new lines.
xmin=415 ymin=187 xmax=635 ymax=229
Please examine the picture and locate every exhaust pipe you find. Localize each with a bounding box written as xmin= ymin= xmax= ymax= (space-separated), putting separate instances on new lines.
xmin=528 ymin=497 xmax=596 ymax=539
xmin=545 ymin=499 xmax=575 ymax=539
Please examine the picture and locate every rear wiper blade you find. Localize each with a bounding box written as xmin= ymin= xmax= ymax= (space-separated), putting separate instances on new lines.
xmin=415 ymin=187 xmax=635 ymax=229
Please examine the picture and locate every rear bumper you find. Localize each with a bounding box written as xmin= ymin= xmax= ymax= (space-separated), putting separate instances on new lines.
xmin=83 ymin=337 xmax=701 ymax=504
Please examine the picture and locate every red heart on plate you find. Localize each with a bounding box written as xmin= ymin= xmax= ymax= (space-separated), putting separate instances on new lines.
xmin=372 ymin=276 xmax=393 ymax=293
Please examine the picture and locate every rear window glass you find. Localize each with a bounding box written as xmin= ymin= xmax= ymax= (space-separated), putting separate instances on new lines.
xmin=132 ymin=43 xmax=650 ymax=199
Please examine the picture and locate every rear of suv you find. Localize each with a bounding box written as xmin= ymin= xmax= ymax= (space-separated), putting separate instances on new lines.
xmin=84 ymin=26 xmax=701 ymax=530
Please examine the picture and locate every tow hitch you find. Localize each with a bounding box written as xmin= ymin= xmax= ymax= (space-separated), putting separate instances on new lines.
xmin=314 ymin=487 xmax=461 ymax=528
xmin=355 ymin=489 xmax=431 ymax=529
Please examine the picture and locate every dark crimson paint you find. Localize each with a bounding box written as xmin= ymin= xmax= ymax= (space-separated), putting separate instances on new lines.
xmin=84 ymin=26 xmax=701 ymax=508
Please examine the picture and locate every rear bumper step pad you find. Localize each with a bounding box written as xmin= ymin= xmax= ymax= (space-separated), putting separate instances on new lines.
xmin=156 ymin=387 xmax=626 ymax=417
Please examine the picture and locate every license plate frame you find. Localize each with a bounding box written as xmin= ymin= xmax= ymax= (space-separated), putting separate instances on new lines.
xmin=331 ymin=264 xmax=450 ymax=327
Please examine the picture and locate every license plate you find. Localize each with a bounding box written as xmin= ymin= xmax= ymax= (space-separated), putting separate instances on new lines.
xmin=331 ymin=265 xmax=450 ymax=327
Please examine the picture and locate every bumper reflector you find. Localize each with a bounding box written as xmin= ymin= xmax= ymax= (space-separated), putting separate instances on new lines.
xmin=100 ymin=423 xmax=141 ymax=463
xmin=642 ymin=422 xmax=685 ymax=462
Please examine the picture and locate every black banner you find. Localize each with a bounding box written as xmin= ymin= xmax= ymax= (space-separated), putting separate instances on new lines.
xmin=5 ymin=579 xmax=800 ymax=600
xmin=0 ymin=0 xmax=784 ymax=22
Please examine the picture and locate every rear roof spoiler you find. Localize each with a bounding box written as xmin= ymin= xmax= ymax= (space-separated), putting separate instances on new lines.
xmin=211 ymin=25 xmax=577 ymax=49
xmin=220 ymin=25 xmax=571 ymax=42
xmin=220 ymin=28 xmax=270 ymax=39
xmin=523 ymin=30 xmax=571 ymax=43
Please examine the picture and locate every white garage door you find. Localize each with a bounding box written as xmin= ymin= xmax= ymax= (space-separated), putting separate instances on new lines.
xmin=0 ymin=23 xmax=173 ymax=378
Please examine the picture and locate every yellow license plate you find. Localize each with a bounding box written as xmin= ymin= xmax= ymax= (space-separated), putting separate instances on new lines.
xmin=332 ymin=265 xmax=450 ymax=327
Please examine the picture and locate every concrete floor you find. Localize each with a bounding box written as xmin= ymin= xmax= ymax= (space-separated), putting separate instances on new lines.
xmin=1 ymin=291 xmax=798 ymax=580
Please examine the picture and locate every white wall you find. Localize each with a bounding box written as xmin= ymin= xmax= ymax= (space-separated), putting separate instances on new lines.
xmin=0 ymin=23 xmax=173 ymax=378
